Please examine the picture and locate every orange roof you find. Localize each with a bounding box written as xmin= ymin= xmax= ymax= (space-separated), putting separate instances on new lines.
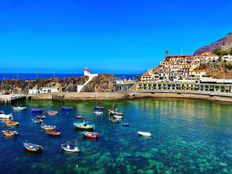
xmin=143 ymin=72 xmax=152 ymax=76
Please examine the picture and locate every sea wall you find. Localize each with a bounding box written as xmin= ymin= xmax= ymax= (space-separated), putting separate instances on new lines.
xmin=28 ymin=91 xmax=232 ymax=103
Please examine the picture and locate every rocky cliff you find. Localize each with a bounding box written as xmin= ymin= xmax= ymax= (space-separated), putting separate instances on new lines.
xmin=194 ymin=33 xmax=232 ymax=55
xmin=0 ymin=74 xmax=117 ymax=94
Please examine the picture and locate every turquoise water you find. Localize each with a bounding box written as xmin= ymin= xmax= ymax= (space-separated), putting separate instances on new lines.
xmin=1 ymin=99 xmax=232 ymax=174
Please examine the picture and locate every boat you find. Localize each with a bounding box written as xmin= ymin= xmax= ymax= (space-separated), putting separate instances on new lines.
xmin=23 ymin=142 xmax=43 ymax=152
xmin=93 ymin=111 xmax=103 ymax=116
xmin=137 ymin=131 xmax=152 ymax=137
xmin=61 ymin=140 xmax=79 ymax=153
xmin=113 ymin=115 xmax=123 ymax=119
xmin=73 ymin=121 xmax=95 ymax=130
xmin=32 ymin=109 xmax=43 ymax=113
xmin=109 ymin=110 xmax=124 ymax=116
xmin=109 ymin=117 xmax=120 ymax=123
xmin=36 ymin=115 xmax=46 ymax=119
xmin=121 ymin=122 xmax=129 ymax=126
xmin=4 ymin=119 xmax=20 ymax=127
xmin=31 ymin=118 xmax=43 ymax=124
xmin=47 ymin=111 xmax=58 ymax=116
xmin=62 ymin=106 xmax=73 ymax=111
xmin=76 ymin=115 xmax=83 ymax=119
xmin=13 ymin=106 xmax=27 ymax=111
xmin=0 ymin=113 xmax=13 ymax=119
xmin=41 ymin=123 xmax=56 ymax=130
xmin=94 ymin=106 xmax=104 ymax=110
xmin=47 ymin=130 xmax=61 ymax=136
xmin=2 ymin=130 xmax=18 ymax=137
xmin=83 ymin=131 xmax=99 ymax=139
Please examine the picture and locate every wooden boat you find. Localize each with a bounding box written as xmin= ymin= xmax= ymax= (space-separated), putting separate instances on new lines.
xmin=0 ymin=113 xmax=13 ymax=119
xmin=76 ymin=115 xmax=83 ymax=119
xmin=32 ymin=118 xmax=43 ymax=124
xmin=41 ymin=123 xmax=56 ymax=130
xmin=62 ymin=106 xmax=73 ymax=111
xmin=23 ymin=142 xmax=43 ymax=152
xmin=36 ymin=115 xmax=46 ymax=119
xmin=32 ymin=109 xmax=43 ymax=113
xmin=47 ymin=111 xmax=58 ymax=116
xmin=61 ymin=140 xmax=79 ymax=153
xmin=121 ymin=122 xmax=129 ymax=126
xmin=93 ymin=111 xmax=103 ymax=116
xmin=4 ymin=120 xmax=19 ymax=127
xmin=137 ymin=131 xmax=152 ymax=137
xmin=73 ymin=121 xmax=95 ymax=130
xmin=83 ymin=131 xmax=99 ymax=139
xmin=94 ymin=106 xmax=104 ymax=110
xmin=2 ymin=130 xmax=18 ymax=137
xmin=47 ymin=130 xmax=61 ymax=136
xmin=13 ymin=106 xmax=27 ymax=111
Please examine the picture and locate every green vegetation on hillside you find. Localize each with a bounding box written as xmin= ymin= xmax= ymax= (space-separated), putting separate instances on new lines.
xmin=212 ymin=48 xmax=232 ymax=56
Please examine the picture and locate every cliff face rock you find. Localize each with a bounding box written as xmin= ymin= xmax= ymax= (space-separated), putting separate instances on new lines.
xmin=194 ymin=33 xmax=232 ymax=55
xmin=0 ymin=76 xmax=88 ymax=94
xmin=82 ymin=74 xmax=116 ymax=92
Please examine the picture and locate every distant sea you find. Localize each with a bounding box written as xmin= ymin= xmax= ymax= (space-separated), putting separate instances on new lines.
xmin=0 ymin=73 xmax=139 ymax=81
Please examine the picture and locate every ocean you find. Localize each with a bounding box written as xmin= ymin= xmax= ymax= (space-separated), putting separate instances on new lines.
xmin=0 ymin=73 xmax=139 ymax=81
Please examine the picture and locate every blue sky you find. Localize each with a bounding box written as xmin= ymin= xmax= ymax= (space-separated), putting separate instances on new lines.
xmin=0 ymin=0 xmax=232 ymax=74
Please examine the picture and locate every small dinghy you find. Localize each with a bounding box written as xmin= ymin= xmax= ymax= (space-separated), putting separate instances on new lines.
xmin=76 ymin=115 xmax=83 ymax=119
xmin=36 ymin=115 xmax=46 ymax=119
xmin=93 ymin=111 xmax=103 ymax=116
xmin=61 ymin=140 xmax=79 ymax=153
xmin=32 ymin=109 xmax=43 ymax=113
xmin=94 ymin=106 xmax=104 ymax=110
xmin=41 ymin=123 xmax=56 ymax=130
xmin=23 ymin=142 xmax=43 ymax=152
xmin=113 ymin=115 xmax=123 ymax=119
xmin=13 ymin=106 xmax=27 ymax=111
xmin=2 ymin=130 xmax=18 ymax=137
xmin=47 ymin=130 xmax=61 ymax=136
xmin=73 ymin=121 xmax=95 ymax=130
xmin=137 ymin=131 xmax=152 ymax=137
xmin=32 ymin=118 xmax=43 ymax=124
xmin=109 ymin=110 xmax=124 ymax=116
xmin=0 ymin=113 xmax=13 ymax=119
xmin=4 ymin=120 xmax=20 ymax=127
xmin=47 ymin=111 xmax=58 ymax=116
xmin=83 ymin=131 xmax=99 ymax=139
xmin=62 ymin=106 xmax=73 ymax=111
xmin=109 ymin=117 xmax=120 ymax=123
xmin=121 ymin=122 xmax=129 ymax=126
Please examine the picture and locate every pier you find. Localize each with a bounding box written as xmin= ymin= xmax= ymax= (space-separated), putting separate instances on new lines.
xmin=0 ymin=94 xmax=26 ymax=103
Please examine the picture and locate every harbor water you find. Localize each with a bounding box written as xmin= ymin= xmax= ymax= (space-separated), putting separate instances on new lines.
xmin=0 ymin=99 xmax=232 ymax=173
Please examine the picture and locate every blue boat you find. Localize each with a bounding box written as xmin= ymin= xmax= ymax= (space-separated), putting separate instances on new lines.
xmin=62 ymin=106 xmax=73 ymax=111
xmin=23 ymin=142 xmax=43 ymax=152
xmin=94 ymin=106 xmax=104 ymax=110
xmin=73 ymin=121 xmax=95 ymax=130
xmin=31 ymin=109 xmax=43 ymax=113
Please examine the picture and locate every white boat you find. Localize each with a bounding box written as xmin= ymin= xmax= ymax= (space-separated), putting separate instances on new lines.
xmin=13 ymin=106 xmax=27 ymax=111
xmin=0 ymin=113 xmax=13 ymax=119
xmin=113 ymin=115 xmax=123 ymax=119
xmin=61 ymin=140 xmax=79 ymax=153
xmin=41 ymin=123 xmax=56 ymax=130
xmin=93 ymin=111 xmax=103 ymax=116
xmin=137 ymin=131 xmax=152 ymax=137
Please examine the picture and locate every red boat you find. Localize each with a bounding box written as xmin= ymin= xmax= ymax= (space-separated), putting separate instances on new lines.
xmin=83 ymin=131 xmax=99 ymax=139
xmin=76 ymin=116 xmax=83 ymax=119
xmin=47 ymin=130 xmax=61 ymax=136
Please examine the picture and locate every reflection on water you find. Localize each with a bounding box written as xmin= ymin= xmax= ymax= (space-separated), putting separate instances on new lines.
xmin=0 ymin=99 xmax=232 ymax=173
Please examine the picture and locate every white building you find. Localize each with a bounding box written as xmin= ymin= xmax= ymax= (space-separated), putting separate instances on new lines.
xmin=222 ymin=54 xmax=232 ymax=62
xmin=28 ymin=87 xmax=59 ymax=94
